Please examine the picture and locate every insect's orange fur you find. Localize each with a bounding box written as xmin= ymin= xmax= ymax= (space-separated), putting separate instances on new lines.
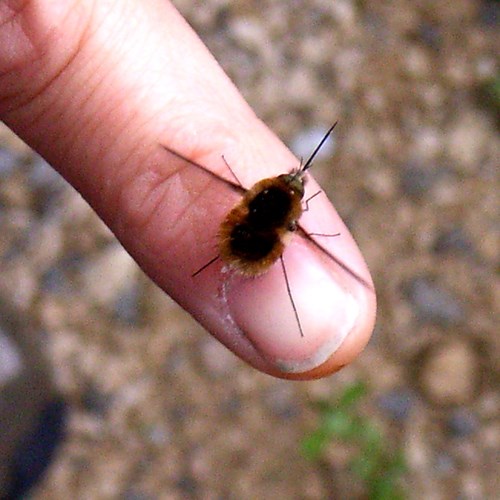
xmin=218 ymin=176 xmax=304 ymax=276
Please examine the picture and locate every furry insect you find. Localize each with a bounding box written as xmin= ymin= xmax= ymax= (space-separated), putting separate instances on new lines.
xmin=161 ymin=123 xmax=370 ymax=337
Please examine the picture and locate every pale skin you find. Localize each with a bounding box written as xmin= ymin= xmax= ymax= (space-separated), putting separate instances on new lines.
xmin=0 ymin=0 xmax=376 ymax=379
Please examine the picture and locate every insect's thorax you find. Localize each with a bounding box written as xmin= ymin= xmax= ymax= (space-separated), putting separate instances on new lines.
xmin=245 ymin=175 xmax=305 ymax=228
xmin=218 ymin=174 xmax=306 ymax=275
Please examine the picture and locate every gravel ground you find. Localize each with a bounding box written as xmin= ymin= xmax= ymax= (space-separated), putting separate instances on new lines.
xmin=0 ymin=0 xmax=498 ymax=498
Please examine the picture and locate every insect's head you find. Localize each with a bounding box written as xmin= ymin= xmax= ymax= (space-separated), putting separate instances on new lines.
xmin=278 ymin=172 xmax=306 ymax=198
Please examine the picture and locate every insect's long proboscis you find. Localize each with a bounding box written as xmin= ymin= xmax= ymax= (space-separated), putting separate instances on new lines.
xmin=301 ymin=121 xmax=338 ymax=172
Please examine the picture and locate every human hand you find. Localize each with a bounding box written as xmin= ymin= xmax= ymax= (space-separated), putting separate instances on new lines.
xmin=0 ymin=0 xmax=376 ymax=379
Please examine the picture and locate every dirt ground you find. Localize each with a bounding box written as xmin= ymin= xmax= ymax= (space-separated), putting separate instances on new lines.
xmin=0 ymin=0 xmax=498 ymax=498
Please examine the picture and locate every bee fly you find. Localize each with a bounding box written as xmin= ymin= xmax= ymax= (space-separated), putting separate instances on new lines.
xmin=161 ymin=123 xmax=371 ymax=337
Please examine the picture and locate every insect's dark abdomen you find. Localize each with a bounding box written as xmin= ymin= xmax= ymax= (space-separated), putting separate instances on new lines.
xmin=229 ymin=185 xmax=294 ymax=262
xmin=229 ymin=223 xmax=278 ymax=261
xmin=219 ymin=176 xmax=302 ymax=276
xmin=247 ymin=186 xmax=292 ymax=230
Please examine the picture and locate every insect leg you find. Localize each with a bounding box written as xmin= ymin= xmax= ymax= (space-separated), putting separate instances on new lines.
xmin=303 ymin=191 xmax=340 ymax=237
xmin=303 ymin=190 xmax=322 ymax=212
xmin=221 ymin=155 xmax=244 ymax=188
xmin=298 ymin=226 xmax=373 ymax=290
xmin=308 ymin=232 xmax=341 ymax=237
xmin=279 ymin=255 xmax=304 ymax=338
xmin=192 ymin=255 xmax=220 ymax=277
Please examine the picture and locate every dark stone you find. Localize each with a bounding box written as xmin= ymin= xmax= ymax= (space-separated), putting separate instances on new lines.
xmin=28 ymin=156 xmax=63 ymax=189
xmin=113 ymin=284 xmax=141 ymax=325
xmin=404 ymin=276 xmax=465 ymax=326
xmin=418 ymin=22 xmax=442 ymax=50
xmin=175 ymin=475 xmax=199 ymax=496
xmin=169 ymin=405 xmax=193 ymax=424
xmin=479 ymin=1 xmax=499 ymax=27
xmin=221 ymin=394 xmax=242 ymax=416
xmin=262 ymin=383 xmax=300 ymax=420
xmin=41 ymin=253 xmax=84 ymax=293
xmin=41 ymin=266 xmax=69 ymax=293
xmin=0 ymin=148 xmax=19 ymax=179
xmin=447 ymin=408 xmax=479 ymax=437
xmin=434 ymin=453 xmax=456 ymax=474
xmin=433 ymin=227 xmax=474 ymax=255
xmin=214 ymin=5 xmax=231 ymax=32
xmin=377 ymin=388 xmax=415 ymax=421
xmin=60 ymin=252 xmax=85 ymax=271
xmin=400 ymin=163 xmax=439 ymax=199
xmin=28 ymin=155 xmax=66 ymax=217
xmin=81 ymin=384 xmax=112 ymax=416
xmin=122 ymin=489 xmax=155 ymax=500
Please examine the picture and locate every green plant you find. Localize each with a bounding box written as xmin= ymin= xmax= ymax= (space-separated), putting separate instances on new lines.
xmin=302 ymin=381 xmax=407 ymax=500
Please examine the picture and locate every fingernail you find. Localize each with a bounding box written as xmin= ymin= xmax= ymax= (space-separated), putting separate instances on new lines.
xmin=225 ymin=244 xmax=360 ymax=373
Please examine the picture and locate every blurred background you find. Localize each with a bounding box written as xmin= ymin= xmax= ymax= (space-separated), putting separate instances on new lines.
xmin=0 ymin=0 xmax=498 ymax=498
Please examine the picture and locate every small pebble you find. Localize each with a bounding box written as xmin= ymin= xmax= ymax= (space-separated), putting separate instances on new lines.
xmin=81 ymin=384 xmax=112 ymax=416
xmin=147 ymin=424 xmax=170 ymax=446
xmin=418 ymin=22 xmax=442 ymax=50
xmin=163 ymin=345 xmax=190 ymax=375
xmin=433 ymin=227 xmax=474 ymax=255
xmin=229 ymin=16 xmax=267 ymax=50
xmin=377 ymin=388 xmax=415 ymax=421
xmin=113 ymin=283 xmax=141 ymax=325
xmin=434 ymin=452 xmax=456 ymax=474
xmin=404 ymin=276 xmax=464 ymax=326
xmin=419 ymin=340 xmax=480 ymax=406
xmin=82 ymin=245 xmax=138 ymax=306
xmin=41 ymin=266 xmax=69 ymax=294
xmin=399 ymin=162 xmax=440 ymax=199
xmin=28 ymin=155 xmax=66 ymax=216
xmin=0 ymin=147 xmax=19 ymax=178
xmin=446 ymin=114 xmax=488 ymax=173
xmin=447 ymin=408 xmax=479 ymax=437
xmin=122 ymin=489 xmax=154 ymax=500
xmin=198 ymin=338 xmax=237 ymax=378
xmin=175 ymin=475 xmax=199 ymax=496
xmin=0 ymin=326 xmax=24 ymax=383
xmin=40 ymin=252 xmax=83 ymax=293
xmin=479 ymin=1 xmax=499 ymax=27
xmin=221 ymin=393 xmax=242 ymax=416
xmin=169 ymin=404 xmax=193 ymax=425
xmin=28 ymin=155 xmax=63 ymax=190
xmin=262 ymin=382 xmax=300 ymax=420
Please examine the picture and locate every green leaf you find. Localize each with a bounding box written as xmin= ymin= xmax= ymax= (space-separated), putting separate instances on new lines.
xmin=368 ymin=473 xmax=405 ymax=500
xmin=301 ymin=428 xmax=329 ymax=460
xmin=338 ymin=381 xmax=368 ymax=408
xmin=350 ymin=454 xmax=378 ymax=481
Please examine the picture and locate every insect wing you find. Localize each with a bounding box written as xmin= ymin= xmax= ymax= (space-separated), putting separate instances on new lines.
xmin=160 ymin=145 xmax=247 ymax=195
